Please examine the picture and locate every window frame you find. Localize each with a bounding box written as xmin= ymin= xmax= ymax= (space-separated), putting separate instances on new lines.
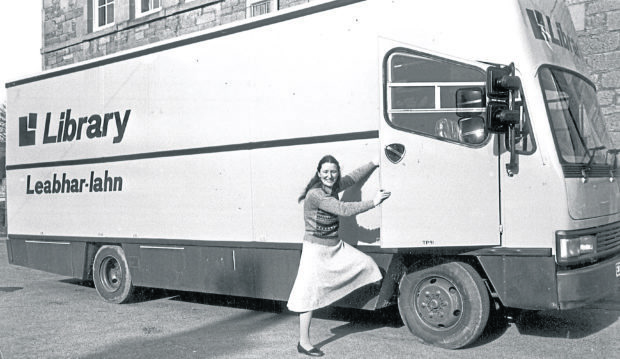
xmin=382 ymin=48 xmax=490 ymax=147
xmin=538 ymin=65 xmax=612 ymax=174
xmin=93 ymin=0 xmax=116 ymax=32
xmin=135 ymin=0 xmax=162 ymax=18
xmin=247 ymin=0 xmax=276 ymax=18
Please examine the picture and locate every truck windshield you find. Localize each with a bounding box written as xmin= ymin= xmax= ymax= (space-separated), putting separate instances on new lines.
xmin=540 ymin=67 xmax=617 ymax=168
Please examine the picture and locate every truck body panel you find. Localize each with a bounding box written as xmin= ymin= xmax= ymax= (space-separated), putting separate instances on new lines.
xmin=5 ymin=0 xmax=620 ymax=346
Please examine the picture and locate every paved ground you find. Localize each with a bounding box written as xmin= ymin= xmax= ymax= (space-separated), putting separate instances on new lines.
xmin=1 ymin=238 xmax=620 ymax=358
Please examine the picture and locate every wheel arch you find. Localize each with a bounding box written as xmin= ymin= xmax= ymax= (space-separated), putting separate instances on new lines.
xmin=474 ymin=251 xmax=559 ymax=310
xmin=83 ymin=242 xmax=125 ymax=281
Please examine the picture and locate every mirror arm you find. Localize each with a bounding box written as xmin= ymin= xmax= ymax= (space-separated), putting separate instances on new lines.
xmin=505 ymin=71 xmax=520 ymax=177
xmin=486 ymin=62 xmax=525 ymax=176
xmin=506 ymin=124 xmax=519 ymax=177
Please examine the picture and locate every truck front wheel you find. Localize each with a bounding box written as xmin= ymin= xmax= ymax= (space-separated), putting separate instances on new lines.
xmin=398 ymin=262 xmax=490 ymax=349
xmin=93 ymin=245 xmax=134 ymax=304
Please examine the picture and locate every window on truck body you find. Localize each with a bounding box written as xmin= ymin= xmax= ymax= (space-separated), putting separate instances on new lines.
xmin=384 ymin=51 xmax=488 ymax=146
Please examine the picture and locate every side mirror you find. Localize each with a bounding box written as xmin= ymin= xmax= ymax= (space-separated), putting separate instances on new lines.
xmin=487 ymin=63 xmax=523 ymax=176
xmin=486 ymin=64 xmax=522 ymax=133
xmin=456 ymin=87 xmax=485 ymax=117
xmin=458 ymin=116 xmax=487 ymax=145
xmin=487 ymin=65 xmax=521 ymax=99
xmin=488 ymin=103 xmax=520 ymax=132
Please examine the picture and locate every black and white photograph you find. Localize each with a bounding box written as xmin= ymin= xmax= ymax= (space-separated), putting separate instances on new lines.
xmin=1 ymin=0 xmax=620 ymax=358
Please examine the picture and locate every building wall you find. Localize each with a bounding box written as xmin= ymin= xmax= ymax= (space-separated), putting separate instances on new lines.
xmin=42 ymin=0 xmax=308 ymax=69
xmin=41 ymin=0 xmax=620 ymax=140
xmin=567 ymin=0 xmax=620 ymax=143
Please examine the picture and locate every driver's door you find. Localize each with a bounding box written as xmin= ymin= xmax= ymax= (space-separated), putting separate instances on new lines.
xmin=379 ymin=46 xmax=500 ymax=248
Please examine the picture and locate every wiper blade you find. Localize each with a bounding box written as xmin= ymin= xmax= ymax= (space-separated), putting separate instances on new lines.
xmin=582 ymin=146 xmax=606 ymax=168
xmin=580 ymin=146 xmax=606 ymax=182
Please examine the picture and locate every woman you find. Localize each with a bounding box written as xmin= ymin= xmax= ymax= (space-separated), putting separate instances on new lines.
xmin=288 ymin=155 xmax=391 ymax=357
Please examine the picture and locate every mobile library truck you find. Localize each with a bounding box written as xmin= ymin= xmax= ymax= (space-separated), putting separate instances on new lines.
xmin=5 ymin=0 xmax=620 ymax=349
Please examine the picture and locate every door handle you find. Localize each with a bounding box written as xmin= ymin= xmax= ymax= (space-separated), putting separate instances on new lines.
xmin=385 ymin=143 xmax=406 ymax=164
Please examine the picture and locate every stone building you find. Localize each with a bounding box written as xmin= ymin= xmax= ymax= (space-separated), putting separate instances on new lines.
xmin=40 ymin=0 xmax=620 ymax=138
xmin=42 ymin=0 xmax=307 ymax=69
xmin=568 ymin=0 xmax=620 ymax=143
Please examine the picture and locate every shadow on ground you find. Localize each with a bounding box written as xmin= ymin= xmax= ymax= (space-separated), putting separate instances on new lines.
xmin=60 ymin=279 xmax=620 ymax=353
xmin=471 ymin=302 xmax=620 ymax=349
xmin=60 ymin=279 xmax=94 ymax=287
xmin=511 ymin=308 xmax=619 ymax=339
xmin=62 ymin=284 xmax=407 ymax=358
xmin=0 ymin=286 xmax=22 ymax=293
xmin=313 ymin=305 xmax=404 ymax=349
xmin=81 ymin=307 xmax=287 ymax=358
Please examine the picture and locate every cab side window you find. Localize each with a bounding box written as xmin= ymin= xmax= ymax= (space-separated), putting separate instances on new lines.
xmin=385 ymin=51 xmax=487 ymax=145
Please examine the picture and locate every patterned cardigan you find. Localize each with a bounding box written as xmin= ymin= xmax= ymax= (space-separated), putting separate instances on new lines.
xmin=302 ymin=162 xmax=377 ymax=246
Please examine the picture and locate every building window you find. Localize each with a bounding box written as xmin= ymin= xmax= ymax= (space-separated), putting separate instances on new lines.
xmin=94 ymin=0 xmax=115 ymax=31
xmin=136 ymin=0 xmax=162 ymax=18
xmin=247 ymin=0 xmax=276 ymax=17
xmin=385 ymin=51 xmax=488 ymax=145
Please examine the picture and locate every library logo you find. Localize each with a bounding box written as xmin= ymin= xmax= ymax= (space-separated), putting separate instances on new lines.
xmin=19 ymin=113 xmax=37 ymax=146
xmin=17 ymin=109 xmax=131 ymax=147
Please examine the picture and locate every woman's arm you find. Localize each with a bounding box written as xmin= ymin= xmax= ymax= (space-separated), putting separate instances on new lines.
xmin=317 ymin=196 xmax=375 ymax=217
xmin=339 ymin=162 xmax=378 ymax=191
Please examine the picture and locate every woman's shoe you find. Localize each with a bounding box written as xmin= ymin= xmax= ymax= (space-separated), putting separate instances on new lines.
xmin=297 ymin=342 xmax=324 ymax=357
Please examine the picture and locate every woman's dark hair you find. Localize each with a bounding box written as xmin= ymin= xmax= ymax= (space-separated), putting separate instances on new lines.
xmin=298 ymin=155 xmax=341 ymax=203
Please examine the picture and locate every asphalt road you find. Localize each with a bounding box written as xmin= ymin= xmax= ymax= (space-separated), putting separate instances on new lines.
xmin=1 ymin=238 xmax=620 ymax=359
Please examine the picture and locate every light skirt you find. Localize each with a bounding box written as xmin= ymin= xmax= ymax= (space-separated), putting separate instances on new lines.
xmin=287 ymin=240 xmax=382 ymax=312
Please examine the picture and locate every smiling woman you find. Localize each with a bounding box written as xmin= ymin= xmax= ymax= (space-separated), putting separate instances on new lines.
xmin=318 ymin=162 xmax=339 ymax=188
xmin=288 ymin=155 xmax=391 ymax=356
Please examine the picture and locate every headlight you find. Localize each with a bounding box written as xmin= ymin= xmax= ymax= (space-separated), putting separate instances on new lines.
xmin=557 ymin=234 xmax=597 ymax=263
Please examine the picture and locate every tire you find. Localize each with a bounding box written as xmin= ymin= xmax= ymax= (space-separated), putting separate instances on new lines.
xmin=397 ymin=262 xmax=490 ymax=349
xmin=93 ymin=245 xmax=134 ymax=304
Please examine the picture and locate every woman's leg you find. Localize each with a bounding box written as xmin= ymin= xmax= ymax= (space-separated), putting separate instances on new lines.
xmin=299 ymin=310 xmax=314 ymax=348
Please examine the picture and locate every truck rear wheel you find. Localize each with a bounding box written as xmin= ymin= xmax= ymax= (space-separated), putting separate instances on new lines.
xmin=93 ymin=245 xmax=134 ymax=304
xmin=398 ymin=262 xmax=490 ymax=349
